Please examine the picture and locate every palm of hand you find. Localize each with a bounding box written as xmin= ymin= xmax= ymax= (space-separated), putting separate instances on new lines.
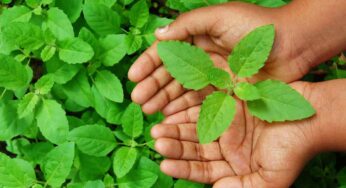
xmin=129 ymin=2 xmax=310 ymax=115
xmin=129 ymin=2 xmax=318 ymax=187
xmin=152 ymin=99 xmax=315 ymax=188
xmin=160 ymin=2 xmax=310 ymax=83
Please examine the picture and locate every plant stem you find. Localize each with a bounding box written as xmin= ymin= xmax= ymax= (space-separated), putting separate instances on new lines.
xmin=26 ymin=58 xmax=31 ymax=66
xmin=135 ymin=142 xmax=149 ymax=147
xmin=121 ymin=28 xmax=129 ymax=34
xmin=0 ymin=89 xmax=7 ymax=100
xmin=36 ymin=180 xmax=46 ymax=185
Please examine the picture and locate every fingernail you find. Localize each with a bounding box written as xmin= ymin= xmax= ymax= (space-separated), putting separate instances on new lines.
xmin=156 ymin=25 xmax=169 ymax=34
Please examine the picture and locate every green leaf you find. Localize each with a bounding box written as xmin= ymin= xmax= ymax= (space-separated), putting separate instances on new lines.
xmin=85 ymin=0 xmax=116 ymax=7
xmin=2 ymin=22 xmax=44 ymax=51
xmin=55 ymin=0 xmax=83 ymax=23
xmin=234 ymin=82 xmax=261 ymax=101
xmin=121 ymin=103 xmax=143 ymax=138
xmin=157 ymin=41 xmax=214 ymax=90
xmin=41 ymin=142 xmax=75 ymax=187
xmin=84 ymin=180 xmax=105 ymax=188
xmin=17 ymin=92 xmax=39 ymax=118
xmin=174 ymin=179 xmax=205 ymax=188
xmin=228 ymin=25 xmax=275 ymax=78
xmin=167 ymin=0 xmax=228 ymax=11
xmin=117 ymin=170 xmax=158 ymax=188
xmin=166 ymin=0 xmax=188 ymax=12
xmin=5 ymin=137 xmax=30 ymax=155
xmin=41 ymin=45 xmax=57 ymax=62
xmin=34 ymin=74 xmax=55 ymax=95
xmin=25 ymin=0 xmax=41 ymax=8
xmin=182 ymin=0 xmax=228 ymax=10
xmin=92 ymin=86 xmax=124 ymax=124
xmin=68 ymin=124 xmax=117 ymax=157
xmin=118 ymin=0 xmax=134 ymax=5
xmin=83 ymin=2 xmax=121 ymax=36
xmin=79 ymin=27 xmax=101 ymax=57
xmin=0 ymin=6 xmax=32 ymax=28
xmin=129 ymin=0 xmax=149 ymax=28
xmin=99 ymin=34 xmax=127 ymax=66
xmin=247 ymin=80 xmax=316 ymax=122
xmin=78 ymin=152 xmax=111 ymax=181
xmin=94 ymin=70 xmax=123 ymax=103
xmin=114 ymin=130 xmax=133 ymax=144
xmin=208 ymin=68 xmax=232 ymax=89
xmin=0 ymin=153 xmax=36 ymax=188
xmin=43 ymin=28 xmax=56 ymax=45
xmin=125 ymin=34 xmax=143 ymax=55
xmin=58 ymin=38 xmax=94 ymax=64
xmin=143 ymin=125 xmax=155 ymax=150
xmin=197 ymin=92 xmax=236 ymax=144
xmin=33 ymin=5 xmax=43 ymax=15
xmin=42 ymin=0 xmax=54 ymax=4
xmin=46 ymin=7 xmax=74 ymax=40
xmin=251 ymin=0 xmax=287 ymax=7
xmin=1 ymin=0 xmax=12 ymax=4
xmin=0 ymin=54 xmax=33 ymax=90
xmin=104 ymin=174 xmax=115 ymax=188
xmin=62 ymin=69 xmax=93 ymax=107
xmin=64 ymin=98 xmax=87 ymax=112
xmin=36 ymin=99 xmax=69 ymax=144
xmin=137 ymin=157 xmax=174 ymax=188
xmin=32 ymin=184 xmax=43 ymax=188
xmin=46 ymin=55 xmax=81 ymax=84
xmin=113 ymin=147 xmax=137 ymax=178
xmin=21 ymin=142 xmax=54 ymax=165
xmin=0 ymin=101 xmax=34 ymax=141
xmin=0 ymin=31 xmax=16 ymax=54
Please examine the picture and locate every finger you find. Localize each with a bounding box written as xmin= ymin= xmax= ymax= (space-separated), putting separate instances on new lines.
xmin=155 ymin=5 xmax=227 ymax=41
xmin=155 ymin=138 xmax=223 ymax=161
xmin=141 ymin=80 xmax=186 ymax=114
xmin=160 ymin=159 xmax=235 ymax=184
xmin=213 ymin=171 xmax=273 ymax=188
xmin=128 ymin=42 xmax=162 ymax=82
xmin=163 ymin=106 xmax=200 ymax=124
xmin=162 ymin=86 xmax=214 ymax=116
xmin=150 ymin=53 xmax=225 ymax=116
xmin=131 ymin=66 xmax=172 ymax=105
xmin=151 ymin=123 xmax=198 ymax=142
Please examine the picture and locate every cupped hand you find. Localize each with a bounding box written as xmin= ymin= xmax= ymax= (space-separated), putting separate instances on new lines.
xmin=128 ymin=2 xmax=314 ymax=115
xmin=151 ymin=81 xmax=321 ymax=188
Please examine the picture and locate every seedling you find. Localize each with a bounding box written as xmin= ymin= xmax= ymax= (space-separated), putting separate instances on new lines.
xmin=157 ymin=25 xmax=316 ymax=144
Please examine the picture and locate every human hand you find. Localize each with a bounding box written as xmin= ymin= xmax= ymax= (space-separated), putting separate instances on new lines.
xmin=128 ymin=1 xmax=346 ymax=115
xmin=151 ymin=81 xmax=320 ymax=188
xmin=151 ymin=79 xmax=346 ymax=187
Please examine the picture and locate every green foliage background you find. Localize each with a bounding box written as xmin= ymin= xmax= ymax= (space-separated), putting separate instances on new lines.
xmin=0 ymin=0 xmax=345 ymax=188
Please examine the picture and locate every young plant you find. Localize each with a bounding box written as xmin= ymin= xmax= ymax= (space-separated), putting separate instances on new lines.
xmin=157 ymin=25 xmax=316 ymax=144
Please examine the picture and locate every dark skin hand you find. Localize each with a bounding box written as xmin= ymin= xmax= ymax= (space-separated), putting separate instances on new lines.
xmin=128 ymin=0 xmax=346 ymax=116
xmin=151 ymin=80 xmax=346 ymax=188
xmin=128 ymin=0 xmax=346 ymax=187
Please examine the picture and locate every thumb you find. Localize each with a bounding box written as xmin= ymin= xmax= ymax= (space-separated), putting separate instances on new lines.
xmin=155 ymin=6 xmax=226 ymax=41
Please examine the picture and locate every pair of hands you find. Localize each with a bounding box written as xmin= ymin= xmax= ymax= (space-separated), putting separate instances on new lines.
xmin=129 ymin=1 xmax=346 ymax=187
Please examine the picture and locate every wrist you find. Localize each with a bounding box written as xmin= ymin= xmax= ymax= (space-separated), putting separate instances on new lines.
xmin=277 ymin=0 xmax=346 ymax=68
xmin=305 ymin=80 xmax=346 ymax=153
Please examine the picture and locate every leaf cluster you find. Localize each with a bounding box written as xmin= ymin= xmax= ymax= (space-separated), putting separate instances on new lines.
xmin=157 ymin=25 xmax=316 ymax=144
